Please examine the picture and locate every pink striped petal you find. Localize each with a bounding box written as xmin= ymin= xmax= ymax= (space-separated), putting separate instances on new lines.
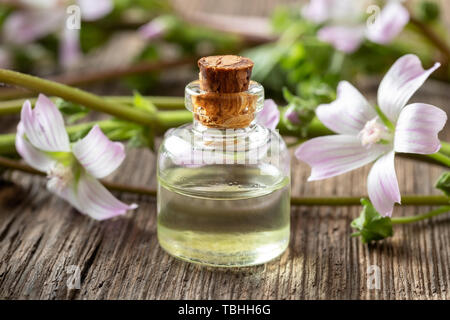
xmin=318 ymin=25 xmax=365 ymax=53
xmin=256 ymin=99 xmax=280 ymax=130
xmin=295 ymin=134 xmax=388 ymax=181
xmin=2 ymin=9 xmax=64 ymax=44
xmin=15 ymin=122 xmax=56 ymax=172
xmin=394 ymin=103 xmax=447 ymax=154
xmin=366 ymin=1 xmax=409 ymax=44
xmin=20 ymin=96 xmax=70 ymax=152
xmin=72 ymin=125 xmax=125 ymax=179
xmin=77 ymin=0 xmax=113 ymax=21
xmin=367 ymin=151 xmax=400 ymax=217
xmin=316 ymin=81 xmax=376 ymax=134
xmin=76 ymin=174 xmax=137 ymax=220
xmin=378 ymin=54 xmax=440 ymax=123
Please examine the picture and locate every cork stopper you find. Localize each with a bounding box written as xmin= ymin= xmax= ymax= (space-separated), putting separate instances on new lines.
xmin=198 ymin=55 xmax=254 ymax=93
xmin=193 ymin=55 xmax=257 ymax=129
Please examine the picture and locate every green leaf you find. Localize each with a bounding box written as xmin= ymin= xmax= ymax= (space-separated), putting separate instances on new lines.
xmin=55 ymin=98 xmax=89 ymax=124
xmin=435 ymin=172 xmax=450 ymax=197
xmin=133 ymin=91 xmax=157 ymax=113
xmin=351 ymin=199 xmax=393 ymax=243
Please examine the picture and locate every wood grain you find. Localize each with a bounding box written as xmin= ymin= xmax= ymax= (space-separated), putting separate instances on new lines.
xmin=0 ymin=0 xmax=449 ymax=301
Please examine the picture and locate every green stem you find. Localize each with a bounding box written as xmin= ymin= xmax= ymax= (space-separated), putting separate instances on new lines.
xmin=426 ymin=152 xmax=450 ymax=167
xmin=0 ymin=155 xmax=448 ymax=208
xmin=0 ymin=96 xmax=185 ymax=115
xmin=290 ymin=195 xmax=449 ymax=206
xmin=0 ymin=58 xmax=196 ymax=100
xmin=391 ymin=206 xmax=450 ymax=224
xmin=439 ymin=141 xmax=450 ymax=157
xmin=0 ymin=114 xmax=192 ymax=156
xmin=0 ymin=68 xmax=448 ymax=168
xmin=0 ymin=69 xmax=157 ymax=126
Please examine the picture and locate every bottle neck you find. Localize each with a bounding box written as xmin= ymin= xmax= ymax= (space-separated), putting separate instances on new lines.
xmin=192 ymin=116 xmax=258 ymax=136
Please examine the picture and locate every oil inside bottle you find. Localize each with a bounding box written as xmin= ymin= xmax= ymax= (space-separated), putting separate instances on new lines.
xmin=157 ymin=164 xmax=290 ymax=267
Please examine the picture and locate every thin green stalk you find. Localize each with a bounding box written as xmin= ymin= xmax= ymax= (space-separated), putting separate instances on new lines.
xmin=0 ymin=96 xmax=185 ymax=115
xmin=0 ymin=113 xmax=192 ymax=156
xmin=426 ymin=152 xmax=450 ymax=167
xmin=440 ymin=141 xmax=450 ymax=157
xmin=0 ymin=155 xmax=448 ymax=207
xmin=0 ymin=68 xmax=448 ymax=168
xmin=391 ymin=206 xmax=450 ymax=224
xmin=0 ymin=69 xmax=157 ymax=126
xmin=291 ymin=195 xmax=449 ymax=206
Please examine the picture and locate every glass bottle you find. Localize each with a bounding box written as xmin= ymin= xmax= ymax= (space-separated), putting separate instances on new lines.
xmin=156 ymin=55 xmax=290 ymax=267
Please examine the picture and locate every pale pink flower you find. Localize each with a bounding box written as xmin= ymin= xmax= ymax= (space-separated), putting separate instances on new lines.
xmin=3 ymin=0 xmax=113 ymax=68
xmin=303 ymin=0 xmax=409 ymax=53
xmin=295 ymin=54 xmax=447 ymax=216
xmin=15 ymin=94 xmax=137 ymax=220
xmin=256 ymin=99 xmax=280 ymax=130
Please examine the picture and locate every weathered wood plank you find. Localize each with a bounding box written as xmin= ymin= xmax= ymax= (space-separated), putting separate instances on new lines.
xmin=0 ymin=82 xmax=449 ymax=299
xmin=0 ymin=0 xmax=450 ymax=301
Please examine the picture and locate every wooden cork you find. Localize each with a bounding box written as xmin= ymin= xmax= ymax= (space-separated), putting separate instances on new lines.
xmin=198 ymin=55 xmax=254 ymax=93
xmin=193 ymin=55 xmax=257 ymax=129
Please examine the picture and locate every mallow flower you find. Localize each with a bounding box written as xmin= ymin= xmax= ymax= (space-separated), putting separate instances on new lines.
xmin=3 ymin=0 xmax=113 ymax=68
xmin=256 ymin=99 xmax=280 ymax=130
xmin=295 ymin=54 xmax=447 ymax=216
xmin=15 ymin=94 xmax=137 ymax=220
xmin=302 ymin=0 xmax=409 ymax=53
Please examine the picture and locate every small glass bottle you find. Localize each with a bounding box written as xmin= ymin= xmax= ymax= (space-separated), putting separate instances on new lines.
xmin=157 ymin=55 xmax=290 ymax=267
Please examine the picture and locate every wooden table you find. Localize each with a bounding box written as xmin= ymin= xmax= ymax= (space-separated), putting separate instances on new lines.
xmin=1 ymin=0 xmax=450 ymax=301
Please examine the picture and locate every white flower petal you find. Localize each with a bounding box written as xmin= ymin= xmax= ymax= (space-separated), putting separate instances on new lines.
xmin=295 ymin=134 xmax=388 ymax=181
xmin=20 ymin=95 xmax=70 ymax=152
xmin=316 ymin=81 xmax=377 ymax=134
xmin=77 ymin=0 xmax=113 ymax=21
xmin=378 ymin=54 xmax=440 ymax=123
xmin=72 ymin=125 xmax=125 ymax=179
xmin=76 ymin=174 xmax=137 ymax=220
xmin=15 ymin=122 xmax=56 ymax=172
xmin=367 ymin=151 xmax=401 ymax=217
xmin=256 ymin=99 xmax=280 ymax=130
xmin=366 ymin=1 xmax=409 ymax=44
xmin=394 ymin=103 xmax=447 ymax=154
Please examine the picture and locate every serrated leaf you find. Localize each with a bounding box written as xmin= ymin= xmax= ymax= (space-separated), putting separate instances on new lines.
xmin=351 ymin=199 xmax=393 ymax=243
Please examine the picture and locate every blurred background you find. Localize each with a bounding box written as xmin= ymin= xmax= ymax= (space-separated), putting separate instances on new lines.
xmin=0 ymin=0 xmax=449 ymax=105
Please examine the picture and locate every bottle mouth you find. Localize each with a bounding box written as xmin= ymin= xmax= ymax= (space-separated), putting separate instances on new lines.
xmin=185 ymin=80 xmax=264 ymax=129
